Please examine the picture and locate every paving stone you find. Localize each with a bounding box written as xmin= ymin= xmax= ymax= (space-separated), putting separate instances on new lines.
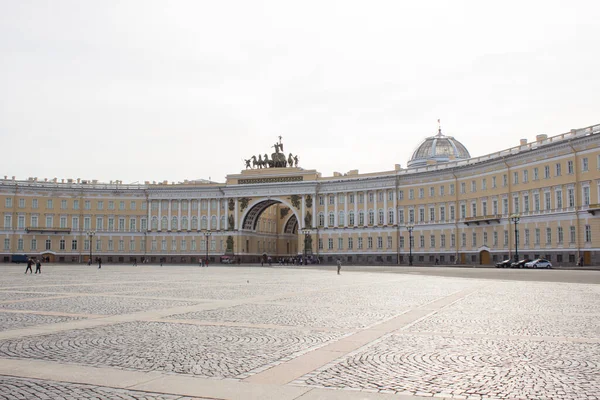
xmin=0 ymin=311 xmax=85 ymax=331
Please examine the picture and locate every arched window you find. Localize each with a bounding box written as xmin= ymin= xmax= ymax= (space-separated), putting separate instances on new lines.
xmin=201 ymin=216 xmax=207 ymax=229
xmin=318 ymin=212 xmax=324 ymax=227
xmin=191 ymin=216 xmax=198 ymax=230
xmin=151 ymin=216 xmax=158 ymax=230
xmin=171 ymin=216 xmax=178 ymax=230
xmin=338 ymin=211 xmax=345 ymax=226
xmin=359 ymin=210 xmax=365 ymax=226
xmin=349 ymin=211 xmax=355 ymax=226
xmin=378 ymin=209 xmax=384 ymax=225
xmin=388 ymin=209 xmax=395 ymax=225
xmin=328 ymin=212 xmax=335 ymax=227
xmin=182 ymin=216 xmax=188 ymax=230
xmin=161 ymin=216 xmax=168 ymax=230
xmin=368 ymin=210 xmax=375 ymax=225
xmin=211 ymin=215 xmax=217 ymax=229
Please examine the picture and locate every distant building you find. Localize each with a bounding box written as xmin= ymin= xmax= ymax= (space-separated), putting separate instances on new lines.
xmin=1 ymin=123 xmax=599 ymax=266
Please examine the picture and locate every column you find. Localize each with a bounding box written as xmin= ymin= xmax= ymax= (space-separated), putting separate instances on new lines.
xmin=312 ymin=193 xmax=317 ymax=228
xmin=344 ymin=192 xmax=348 ymax=228
xmin=334 ymin=193 xmax=338 ymax=227
xmin=324 ymin=194 xmax=329 ymax=228
xmin=187 ymin=199 xmax=191 ymax=231
xmin=374 ymin=190 xmax=378 ymax=226
xmin=393 ymin=190 xmax=398 ymax=225
xmin=364 ymin=191 xmax=368 ymax=226
xmin=178 ymin=200 xmax=182 ymax=230
xmin=147 ymin=200 xmax=151 ymax=231
xmin=234 ymin=198 xmax=239 ymax=229
xmin=197 ymin=198 xmax=201 ymax=229
xmin=158 ymin=201 xmax=162 ymax=231
xmin=384 ymin=190 xmax=388 ymax=225
xmin=354 ymin=191 xmax=358 ymax=227
xmin=301 ymin=195 xmax=306 ymax=229
xmin=217 ymin=199 xmax=221 ymax=230
xmin=207 ymin=198 xmax=211 ymax=229
xmin=167 ymin=200 xmax=172 ymax=230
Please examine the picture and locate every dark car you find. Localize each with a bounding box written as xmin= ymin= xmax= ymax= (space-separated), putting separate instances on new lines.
xmin=495 ymin=259 xmax=512 ymax=268
xmin=511 ymin=259 xmax=531 ymax=268
xmin=11 ymin=254 xmax=29 ymax=264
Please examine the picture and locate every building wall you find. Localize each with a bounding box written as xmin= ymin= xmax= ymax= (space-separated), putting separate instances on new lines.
xmin=2 ymin=125 xmax=599 ymax=265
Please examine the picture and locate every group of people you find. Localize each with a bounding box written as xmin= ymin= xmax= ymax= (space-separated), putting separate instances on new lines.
xmin=24 ymin=258 xmax=42 ymax=274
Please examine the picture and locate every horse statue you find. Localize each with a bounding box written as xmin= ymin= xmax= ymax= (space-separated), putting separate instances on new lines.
xmin=251 ymin=155 xmax=260 ymax=169
xmin=270 ymin=152 xmax=287 ymax=168
xmin=294 ymin=155 xmax=299 ymax=167
xmin=288 ymin=153 xmax=294 ymax=167
xmin=257 ymin=154 xmax=263 ymax=169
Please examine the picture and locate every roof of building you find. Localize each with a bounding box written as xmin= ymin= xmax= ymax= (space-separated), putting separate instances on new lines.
xmin=407 ymin=126 xmax=471 ymax=168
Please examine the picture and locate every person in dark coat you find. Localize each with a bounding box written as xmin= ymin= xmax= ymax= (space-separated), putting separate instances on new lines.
xmin=25 ymin=258 xmax=33 ymax=274
xmin=97 ymin=257 xmax=102 ymax=269
xmin=35 ymin=259 xmax=42 ymax=274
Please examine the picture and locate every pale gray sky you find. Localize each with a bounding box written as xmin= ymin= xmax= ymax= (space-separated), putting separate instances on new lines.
xmin=1 ymin=0 xmax=598 ymax=183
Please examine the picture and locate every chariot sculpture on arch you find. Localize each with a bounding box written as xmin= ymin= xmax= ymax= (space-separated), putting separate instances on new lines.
xmin=245 ymin=136 xmax=299 ymax=169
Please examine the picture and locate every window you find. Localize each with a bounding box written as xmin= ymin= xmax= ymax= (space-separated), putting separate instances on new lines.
xmin=387 ymin=236 xmax=392 ymax=249
xmin=96 ymin=217 xmax=103 ymax=231
xmin=398 ymin=190 xmax=404 ymax=200
xmin=130 ymin=239 xmax=136 ymax=251
xmin=130 ymin=218 xmax=136 ymax=231
xmin=493 ymin=231 xmax=498 ymax=246
xmin=388 ymin=191 xmax=393 ymax=201
xmin=450 ymin=206 xmax=455 ymax=220
xmin=460 ymin=183 xmax=466 ymax=194
xmin=524 ymin=229 xmax=530 ymax=245
xmin=523 ymin=170 xmax=528 ymax=183
xmin=18 ymin=215 xmax=25 ymax=229
xmin=338 ymin=237 xmax=344 ymax=249
xmin=535 ymin=228 xmax=540 ymax=245
xmin=567 ymin=160 xmax=574 ymax=174
xmin=318 ymin=213 xmax=324 ymax=227
xmin=461 ymin=233 xmax=466 ymax=247
xmin=409 ymin=209 xmax=415 ymax=223
xmin=72 ymin=240 xmax=77 ymax=250
xmin=429 ymin=207 xmax=435 ymax=222
xmin=329 ymin=212 xmax=335 ymax=226
xmin=32 ymin=199 xmax=38 ymax=209
xmin=546 ymin=228 xmax=552 ymax=244
xmin=492 ymin=177 xmax=496 ymax=188
xmin=348 ymin=237 xmax=353 ymax=249
xmin=368 ymin=210 xmax=374 ymax=225
xmin=368 ymin=237 xmax=373 ymax=249
xmin=482 ymin=201 xmax=487 ymax=216
xmin=61 ymin=200 xmax=67 ymax=209
xmin=378 ymin=209 xmax=384 ymax=225
xmin=328 ymin=238 xmax=333 ymax=250
xmin=570 ymin=226 xmax=576 ymax=243
xmin=339 ymin=211 xmax=345 ymax=226
xmin=557 ymin=227 xmax=563 ymax=244
xmin=60 ymin=239 xmax=65 ymax=250
xmin=544 ymin=165 xmax=550 ymax=179
xmin=97 ymin=201 xmax=104 ymax=210
xmin=471 ymin=203 xmax=477 ymax=217
xmin=567 ymin=188 xmax=575 ymax=207
xmin=429 ymin=187 xmax=434 ymax=197
xmin=18 ymin=198 xmax=25 ymax=208
xmin=582 ymin=157 xmax=589 ymax=172
xmin=119 ymin=218 xmax=125 ymax=231
xmin=329 ymin=195 xmax=335 ymax=205
xmin=46 ymin=199 xmax=53 ymax=209
xmin=108 ymin=201 xmax=115 ymax=210
xmin=524 ymin=195 xmax=529 ymax=212
xmin=533 ymin=168 xmax=539 ymax=180
xmin=400 ymin=236 xmax=405 ymax=248
xmin=357 ymin=237 xmax=363 ymax=249
xmin=409 ymin=189 xmax=414 ymax=200
xmin=109 ymin=240 xmax=115 ymax=251
xmin=17 ymin=238 xmax=23 ymax=251
xmin=440 ymin=186 xmax=445 ymax=196
xmin=85 ymin=200 xmax=91 ymax=210
xmin=377 ymin=236 xmax=382 ymax=249
xmin=45 ymin=216 xmax=52 ymax=228
xmin=369 ymin=192 xmax=374 ymax=203
xmin=513 ymin=172 xmax=518 ymax=184
xmin=31 ymin=239 xmax=37 ymax=250
xmin=544 ymin=192 xmax=551 ymax=210
xmin=418 ymin=188 xmax=424 ymax=199
xmin=358 ymin=193 xmax=364 ymax=203
xmin=31 ymin=215 xmax=38 ymax=228
xmin=503 ymin=174 xmax=507 ymax=187
xmin=460 ymin=204 xmax=466 ymax=219
xmin=4 ymin=198 xmax=12 ymax=208
xmin=378 ymin=191 xmax=383 ymax=202
xmin=83 ymin=217 xmax=90 ymax=230
xmin=472 ymin=232 xmax=477 ymax=247
xmin=45 ymin=239 xmax=51 ymax=250
xmin=483 ymin=232 xmax=488 ymax=245
xmin=585 ymin=225 xmax=592 ymax=242
xmin=388 ymin=209 xmax=394 ymax=225
xmin=419 ymin=235 xmax=425 ymax=248
xmin=440 ymin=206 xmax=445 ymax=221
xmin=493 ymin=200 xmax=498 ymax=215
xmin=534 ymin=194 xmax=540 ymax=211
xmin=359 ymin=210 xmax=365 ymax=225
xmin=481 ymin=178 xmax=487 ymax=190
xmin=504 ymin=230 xmax=509 ymax=246
xmin=419 ymin=208 xmax=425 ymax=222
xmin=555 ymin=163 xmax=561 ymax=177
xmin=450 ymin=184 xmax=455 ymax=195
xmin=440 ymin=234 xmax=446 ymax=248
xmin=3 ymin=238 xmax=9 ymax=250
xmin=583 ymin=186 xmax=590 ymax=206
xmin=430 ymin=235 xmax=435 ymax=248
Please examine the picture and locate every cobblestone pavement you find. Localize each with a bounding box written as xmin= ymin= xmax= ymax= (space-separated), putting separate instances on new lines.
xmin=0 ymin=296 xmax=199 ymax=315
xmin=169 ymin=302 xmax=403 ymax=329
xmin=0 ymin=375 xmax=205 ymax=399
xmin=0 ymin=311 xmax=85 ymax=332
xmin=0 ymin=264 xmax=598 ymax=400
xmin=0 ymin=321 xmax=345 ymax=379
xmin=299 ymin=334 xmax=600 ymax=399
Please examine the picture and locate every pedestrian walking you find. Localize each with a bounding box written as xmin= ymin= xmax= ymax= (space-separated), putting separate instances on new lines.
xmin=35 ymin=259 xmax=42 ymax=274
xmin=336 ymin=258 xmax=342 ymax=275
xmin=25 ymin=258 xmax=33 ymax=274
xmin=97 ymin=257 xmax=102 ymax=269
xmin=133 ymin=258 xmax=137 ymax=267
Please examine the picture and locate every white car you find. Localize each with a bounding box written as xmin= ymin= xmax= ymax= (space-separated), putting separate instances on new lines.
xmin=524 ymin=258 xmax=552 ymax=268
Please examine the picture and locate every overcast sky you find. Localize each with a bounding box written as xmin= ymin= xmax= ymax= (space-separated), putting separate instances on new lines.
xmin=1 ymin=0 xmax=598 ymax=184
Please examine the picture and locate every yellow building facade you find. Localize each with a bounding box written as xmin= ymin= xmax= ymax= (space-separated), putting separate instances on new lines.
xmin=2 ymin=123 xmax=600 ymax=266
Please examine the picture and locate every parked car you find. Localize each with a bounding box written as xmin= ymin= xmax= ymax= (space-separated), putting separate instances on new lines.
xmin=495 ymin=259 xmax=512 ymax=268
xmin=511 ymin=258 xmax=531 ymax=268
xmin=524 ymin=258 xmax=552 ymax=268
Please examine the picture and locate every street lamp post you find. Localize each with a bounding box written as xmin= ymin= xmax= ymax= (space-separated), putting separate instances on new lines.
xmin=301 ymin=228 xmax=311 ymax=265
xmin=87 ymin=231 xmax=95 ymax=265
xmin=203 ymin=230 xmax=212 ymax=266
xmin=406 ymin=224 xmax=414 ymax=266
xmin=510 ymin=214 xmax=520 ymax=262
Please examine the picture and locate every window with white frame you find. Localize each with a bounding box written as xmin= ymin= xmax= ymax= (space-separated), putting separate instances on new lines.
xmin=377 ymin=236 xmax=383 ymax=249
xmin=570 ymin=226 xmax=576 ymax=243
xmin=348 ymin=237 xmax=353 ymax=249
xmin=585 ymin=224 xmax=592 ymax=242
xmin=18 ymin=215 xmax=25 ymax=229
xmin=338 ymin=237 xmax=343 ymax=249
xmin=504 ymin=230 xmax=509 ymax=246
xmin=582 ymin=157 xmax=589 ymax=172
xmin=567 ymin=188 xmax=575 ymax=207
xmin=461 ymin=233 xmax=466 ymax=247
xmin=557 ymin=226 xmax=563 ymax=244
xmin=524 ymin=228 xmax=530 ymax=245
xmin=583 ymin=186 xmax=590 ymax=206
xmin=493 ymin=231 xmax=498 ymax=246
xmin=368 ymin=210 xmax=375 ymax=225
xmin=45 ymin=239 xmax=51 ymax=250
xmin=567 ymin=160 xmax=574 ymax=174
xmin=59 ymin=239 xmax=65 ymax=250
xmin=535 ymin=228 xmax=540 ymax=245
xmin=368 ymin=237 xmax=373 ymax=249
xmin=523 ymin=170 xmax=528 ymax=183
xmin=357 ymin=237 xmax=363 ymax=249
xmin=328 ymin=238 xmax=333 ymax=250
xmin=430 ymin=235 xmax=435 ymax=248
